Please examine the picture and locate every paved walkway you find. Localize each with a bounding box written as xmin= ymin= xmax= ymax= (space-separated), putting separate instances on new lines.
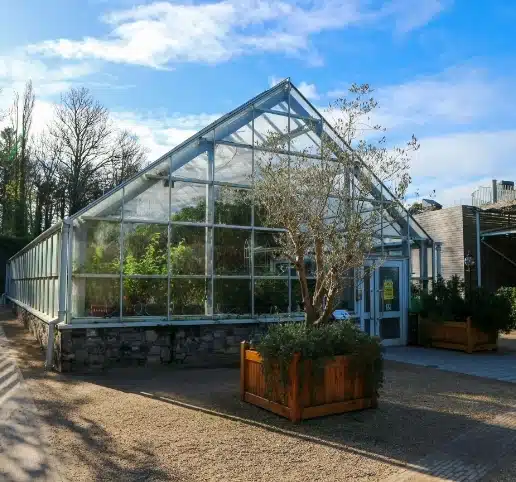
xmin=384 ymin=346 xmax=516 ymax=383
xmin=386 ymin=410 xmax=516 ymax=481
xmin=0 ymin=324 xmax=65 ymax=482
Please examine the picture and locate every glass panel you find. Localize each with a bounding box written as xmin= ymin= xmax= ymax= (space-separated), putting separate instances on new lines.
xmin=254 ymin=112 xmax=289 ymax=147
xmin=291 ymin=278 xmax=316 ymax=313
xmin=122 ymin=179 xmax=169 ymax=222
xmin=253 ymin=231 xmax=289 ymax=276
xmin=123 ymin=278 xmax=168 ymax=317
xmin=78 ymin=184 xmax=125 ymax=220
xmin=380 ymin=266 xmax=400 ymax=312
xmin=214 ymin=279 xmax=252 ymax=315
xmin=214 ymin=186 xmax=251 ymax=226
xmin=170 ymin=182 xmax=206 ymax=223
xmin=255 ymin=279 xmax=289 ymax=315
xmin=216 ymin=108 xmax=252 ymax=144
xmin=363 ymin=271 xmax=371 ymax=314
xmin=214 ymin=145 xmax=252 ymax=185
xmin=170 ymin=225 xmax=206 ymax=275
xmin=72 ymin=277 xmax=120 ymax=318
xmin=380 ymin=317 xmax=401 ymax=339
xmin=123 ymin=224 xmax=168 ymax=275
xmin=170 ymin=278 xmax=207 ymax=315
xmin=223 ymin=119 xmax=253 ymax=145
xmin=334 ymin=280 xmax=354 ymax=311
xmin=364 ymin=318 xmax=371 ymax=336
xmin=289 ymin=88 xmax=320 ymax=120
xmin=73 ymin=220 xmax=121 ymax=274
xmin=214 ymin=228 xmax=250 ymax=275
xmin=172 ymin=151 xmax=209 ymax=181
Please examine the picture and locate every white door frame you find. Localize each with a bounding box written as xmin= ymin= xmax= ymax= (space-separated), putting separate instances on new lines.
xmin=360 ymin=259 xmax=408 ymax=346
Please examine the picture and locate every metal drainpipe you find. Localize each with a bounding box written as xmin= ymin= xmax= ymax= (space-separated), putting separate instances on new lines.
xmin=45 ymin=220 xmax=71 ymax=371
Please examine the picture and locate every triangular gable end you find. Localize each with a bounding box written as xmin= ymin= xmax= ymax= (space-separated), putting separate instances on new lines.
xmin=71 ymin=80 xmax=431 ymax=242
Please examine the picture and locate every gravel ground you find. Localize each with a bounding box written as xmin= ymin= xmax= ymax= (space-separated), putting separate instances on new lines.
xmin=3 ymin=316 xmax=516 ymax=482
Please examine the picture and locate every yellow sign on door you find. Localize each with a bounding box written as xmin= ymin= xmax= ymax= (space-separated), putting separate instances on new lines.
xmin=383 ymin=279 xmax=394 ymax=301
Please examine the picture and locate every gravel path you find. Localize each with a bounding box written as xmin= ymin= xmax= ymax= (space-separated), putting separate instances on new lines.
xmin=3 ymin=314 xmax=516 ymax=482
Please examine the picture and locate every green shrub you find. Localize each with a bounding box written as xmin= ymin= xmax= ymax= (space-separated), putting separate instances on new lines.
xmin=255 ymin=321 xmax=383 ymax=399
xmin=421 ymin=275 xmax=516 ymax=333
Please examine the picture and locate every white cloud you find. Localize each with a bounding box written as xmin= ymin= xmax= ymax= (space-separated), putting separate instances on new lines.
xmin=111 ymin=110 xmax=222 ymax=161
xmin=409 ymin=130 xmax=516 ymax=206
xmin=384 ymin=0 xmax=449 ymax=34
xmin=298 ymin=81 xmax=319 ymax=100
xmin=28 ymin=0 xmax=447 ymax=68
xmin=328 ymin=67 xmax=513 ymax=131
xmin=0 ymin=53 xmax=94 ymax=99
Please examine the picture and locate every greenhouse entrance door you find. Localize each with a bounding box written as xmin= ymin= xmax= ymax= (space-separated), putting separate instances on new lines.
xmin=362 ymin=260 xmax=407 ymax=346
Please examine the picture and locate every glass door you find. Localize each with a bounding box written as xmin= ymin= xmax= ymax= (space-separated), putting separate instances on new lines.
xmin=362 ymin=260 xmax=406 ymax=346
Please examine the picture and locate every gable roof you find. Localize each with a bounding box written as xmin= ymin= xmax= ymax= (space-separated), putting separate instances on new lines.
xmin=11 ymin=79 xmax=430 ymax=262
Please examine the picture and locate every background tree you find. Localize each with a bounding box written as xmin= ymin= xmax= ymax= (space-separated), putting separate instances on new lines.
xmin=253 ymin=84 xmax=419 ymax=326
xmin=49 ymin=87 xmax=147 ymax=216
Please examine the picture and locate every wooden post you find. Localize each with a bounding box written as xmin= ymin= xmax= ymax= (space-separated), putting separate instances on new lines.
xmin=289 ymin=353 xmax=301 ymax=422
xmin=240 ymin=341 xmax=248 ymax=401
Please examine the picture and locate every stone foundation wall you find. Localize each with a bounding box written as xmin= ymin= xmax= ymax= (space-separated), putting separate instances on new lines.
xmin=14 ymin=304 xmax=51 ymax=350
xmin=13 ymin=305 xmax=267 ymax=372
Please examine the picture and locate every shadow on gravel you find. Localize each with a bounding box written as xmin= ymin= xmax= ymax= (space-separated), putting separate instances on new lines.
xmin=3 ymin=308 xmax=516 ymax=481
xmin=85 ymin=362 xmax=516 ymax=481
xmin=1 ymin=313 xmax=181 ymax=482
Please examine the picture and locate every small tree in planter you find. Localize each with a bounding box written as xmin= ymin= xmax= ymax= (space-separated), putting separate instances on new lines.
xmin=240 ymin=84 xmax=419 ymax=421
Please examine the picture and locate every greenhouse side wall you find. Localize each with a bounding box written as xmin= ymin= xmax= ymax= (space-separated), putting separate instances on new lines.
xmin=7 ymin=227 xmax=62 ymax=355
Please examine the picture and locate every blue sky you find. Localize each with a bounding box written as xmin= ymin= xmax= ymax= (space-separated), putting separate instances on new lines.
xmin=1 ymin=0 xmax=516 ymax=206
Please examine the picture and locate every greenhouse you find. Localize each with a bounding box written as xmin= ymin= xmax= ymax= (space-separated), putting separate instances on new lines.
xmin=5 ymin=80 xmax=439 ymax=370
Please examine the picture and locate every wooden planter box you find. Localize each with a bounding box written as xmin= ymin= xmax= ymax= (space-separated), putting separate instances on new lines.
xmin=418 ymin=317 xmax=498 ymax=353
xmin=240 ymin=342 xmax=377 ymax=422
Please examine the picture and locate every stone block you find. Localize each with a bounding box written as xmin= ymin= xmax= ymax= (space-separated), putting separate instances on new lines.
xmin=145 ymin=330 xmax=158 ymax=342
xmin=146 ymin=355 xmax=161 ymax=364
xmin=160 ymin=347 xmax=171 ymax=362
xmin=149 ymin=345 xmax=161 ymax=356
xmin=75 ymin=349 xmax=88 ymax=363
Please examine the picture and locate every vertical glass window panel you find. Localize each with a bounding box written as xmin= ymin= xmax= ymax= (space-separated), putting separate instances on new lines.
xmin=253 ymin=231 xmax=289 ymax=276
xmin=254 ymin=279 xmax=289 ymax=315
xmin=72 ymin=277 xmax=120 ymax=318
xmin=172 ymin=151 xmax=209 ymax=181
xmin=214 ymin=279 xmax=251 ymax=315
xmin=214 ymin=186 xmax=251 ymax=226
xmin=289 ymin=88 xmax=321 ymax=121
xmin=78 ymin=186 xmax=125 ymax=221
xmin=122 ymin=179 xmax=169 ymax=222
xmin=253 ymin=112 xmax=289 ymax=147
xmin=222 ymin=119 xmax=253 ymax=146
xmin=170 ymin=182 xmax=207 ymax=223
xmin=380 ymin=318 xmax=401 ymax=340
xmin=379 ymin=266 xmax=400 ymax=312
xmin=170 ymin=225 xmax=206 ymax=275
xmin=214 ymin=228 xmax=250 ymax=275
xmin=215 ymin=108 xmax=252 ymax=145
xmin=289 ymin=128 xmax=321 ymax=156
xmin=170 ymin=278 xmax=207 ymax=316
xmin=73 ymin=221 xmax=121 ymax=274
xmin=334 ymin=281 xmax=355 ymax=311
xmin=291 ymin=278 xmax=316 ymax=313
xmin=122 ymin=224 xmax=168 ymax=275
xmin=214 ymin=145 xmax=252 ymax=185
xmin=122 ymin=278 xmax=168 ymax=317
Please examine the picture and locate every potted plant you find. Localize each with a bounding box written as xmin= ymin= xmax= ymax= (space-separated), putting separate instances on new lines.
xmin=240 ymin=322 xmax=382 ymax=422
xmin=240 ymin=84 xmax=418 ymax=421
xmin=419 ymin=276 xmax=516 ymax=353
